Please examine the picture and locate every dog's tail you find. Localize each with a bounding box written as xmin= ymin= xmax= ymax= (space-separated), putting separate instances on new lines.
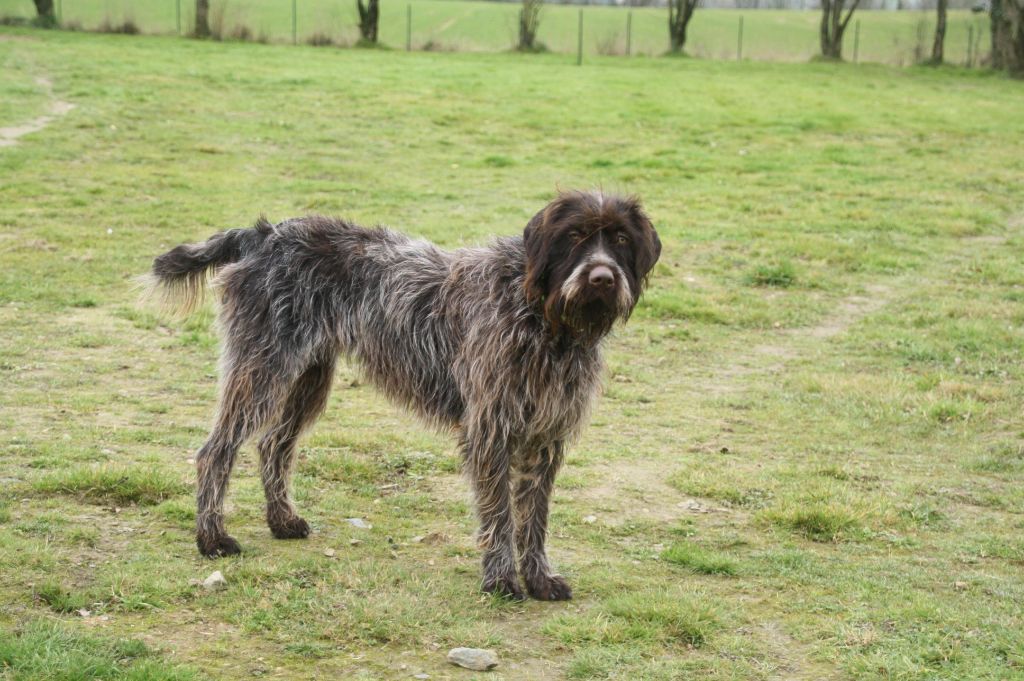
xmin=145 ymin=217 xmax=273 ymax=316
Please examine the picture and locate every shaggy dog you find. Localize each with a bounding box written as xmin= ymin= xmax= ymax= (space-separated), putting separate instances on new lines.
xmin=149 ymin=190 xmax=661 ymax=600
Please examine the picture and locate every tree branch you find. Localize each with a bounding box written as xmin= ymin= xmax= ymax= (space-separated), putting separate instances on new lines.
xmin=840 ymin=0 xmax=863 ymax=33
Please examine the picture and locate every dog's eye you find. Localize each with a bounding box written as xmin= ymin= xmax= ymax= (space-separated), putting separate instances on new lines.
xmin=568 ymin=230 xmax=584 ymax=242
xmin=615 ymin=233 xmax=629 ymax=245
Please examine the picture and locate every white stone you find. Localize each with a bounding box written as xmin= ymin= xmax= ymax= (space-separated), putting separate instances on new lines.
xmin=202 ymin=570 xmax=227 ymax=590
xmin=447 ymin=647 xmax=499 ymax=671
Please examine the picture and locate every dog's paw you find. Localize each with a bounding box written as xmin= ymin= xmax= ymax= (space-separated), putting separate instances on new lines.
xmin=270 ymin=516 xmax=311 ymax=540
xmin=482 ymin=574 xmax=527 ymax=602
xmin=525 ymin=573 xmax=573 ymax=601
xmin=197 ymin=534 xmax=242 ymax=558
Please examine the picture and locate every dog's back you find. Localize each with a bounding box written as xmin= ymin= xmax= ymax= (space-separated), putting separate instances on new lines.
xmin=150 ymin=216 xmax=473 ymax=426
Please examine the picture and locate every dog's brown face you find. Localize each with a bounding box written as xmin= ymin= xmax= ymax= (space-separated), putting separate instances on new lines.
xmin=524 ymin=191 xmax=661 ymax=341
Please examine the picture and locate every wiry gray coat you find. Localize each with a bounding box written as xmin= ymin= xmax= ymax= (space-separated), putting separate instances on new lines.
xmin=150 ymin=191 xmax=661 ymax=600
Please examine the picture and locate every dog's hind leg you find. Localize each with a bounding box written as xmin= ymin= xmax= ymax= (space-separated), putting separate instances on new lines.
xmin=513 ymin=442 xmax=571 ymax=601
xmin=257 ymin=358 xmax=336 ymax=540
xmin=195 ymin=351 xmax=292 ymax=558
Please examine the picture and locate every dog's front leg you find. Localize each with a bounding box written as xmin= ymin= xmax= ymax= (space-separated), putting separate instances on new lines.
xmin=513 ymin=441 xmax=572 ymax=600
xmin=462 ymin=425 xmax=524 ymax=601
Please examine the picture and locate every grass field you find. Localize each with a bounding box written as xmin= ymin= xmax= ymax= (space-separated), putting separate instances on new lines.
xmin=2 ymin=24 xmax=1024 ymax=681
xmin=0 ymin=0 xmax=993 ymax=64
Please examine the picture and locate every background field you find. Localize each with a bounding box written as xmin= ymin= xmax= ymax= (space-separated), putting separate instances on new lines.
xmin=0 ymin=0 xmax=993 ymax=64
xmin=2 ymin=24 xmax=1024 ymax=681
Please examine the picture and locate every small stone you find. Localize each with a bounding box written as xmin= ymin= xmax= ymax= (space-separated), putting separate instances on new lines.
xmin=349 ymin=538 xmax=362 ymax=546
xmin=346 ymin=518 xmax=372 ymax=529
xmin=411 ymin=535 xmax=425 ymax=543
xmin=954 ymin=581 xmax=968 ymax=590
xmin=413 ymin=674 xmax=430 ymax=680
xmin=447 ymin=647 xmax=498 ymax=671
xmin=582 ymin=515 xmax=597 ymax=524
xmin=323 ymin=548 xmax=336 ymax=558
xmin=77 ymin=608 xmax=91 ymax=617
xmin=419 ymin=531 xmax=448 ymax=545
xmin=202 ymin=570 xmax=227 ymax=590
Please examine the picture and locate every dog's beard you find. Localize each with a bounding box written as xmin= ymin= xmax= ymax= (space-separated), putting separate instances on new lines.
xmin=561 ymin=296 xmax=619 ymax=342
xmin=554 ymin=262 xmax=634 ymax=343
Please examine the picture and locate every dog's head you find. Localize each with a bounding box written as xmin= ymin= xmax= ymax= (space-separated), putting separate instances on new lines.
xmin=523 ymin=191 xmax=661 ymax=342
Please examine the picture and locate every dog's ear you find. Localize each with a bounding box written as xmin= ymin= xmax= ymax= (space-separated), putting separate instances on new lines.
xmin=624 ymin=198 xmax=661 ymax=284
xmin=523 ymin=208 xmax=549 ymax=304
xmin=524 ymin=194 xmax=579 ymax=303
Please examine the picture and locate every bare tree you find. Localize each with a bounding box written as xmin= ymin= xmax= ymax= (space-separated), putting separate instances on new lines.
xmin=31 ymin=0 xmax=57 ymax=27
xmin=819 ymin=0 xmax=861 ymax=60
xmin=668 ymin=0 xmax=699 ymax=54
xmin=518 ymin=0 xmax=543 ymax=51
xmin=991 ymin=0 xmax=1024 ymax=75
xmin=194 ymin=0 xmax=210 ymax=37
xmin=357 ymin=0 xmax=380 ymax=44
xmin=930 ymin=0 xmax=948 ymax=64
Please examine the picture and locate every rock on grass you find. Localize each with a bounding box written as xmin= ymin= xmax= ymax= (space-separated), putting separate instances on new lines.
xmin=447 ymin=647 xmax=498 ymax=671
xmin=202 ymin=571 xmax=227 ymax=590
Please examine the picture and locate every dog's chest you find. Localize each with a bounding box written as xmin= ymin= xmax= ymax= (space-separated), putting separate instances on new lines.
xmin=521 ymin=349 xmax=603 ymax=444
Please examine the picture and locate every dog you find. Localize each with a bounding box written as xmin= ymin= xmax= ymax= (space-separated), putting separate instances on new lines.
xmin=149 ymin=190 xmax=660 ymax=600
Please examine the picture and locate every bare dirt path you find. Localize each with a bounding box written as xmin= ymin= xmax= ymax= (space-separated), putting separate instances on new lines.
xmin=0 ymin=75 xmax=74 ymax=148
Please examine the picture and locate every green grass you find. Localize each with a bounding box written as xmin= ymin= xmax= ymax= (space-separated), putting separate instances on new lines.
xmin=0 ymin=621 xmax=199 ymax=680
xmin=32 ymin=465 xmax=190 ymax=505
xmin=1 ymin=23 xmax=1023 ymax=681
xmin=662 ymin=542 xmax=739 ymax=575
xmin=745 ymin=259 xmax=798 ymax=287
xmin=0 ymin=0 xmax=993 ymax=65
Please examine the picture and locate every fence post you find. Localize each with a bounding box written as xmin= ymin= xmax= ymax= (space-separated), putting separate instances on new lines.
xmin=406 ymin=4 xmax=411 ymax=51
xmin=626 ymin=10 xmax=632 ymax=57
xmin=966 ymin=24 xmax=974 ymax=67
xmin=176 ymin=0 xmax=181 ymax=35
xmin=853 ymin=19 xmax=860 ymax=63
xmin=292 ymin=0 xmax=297 ymax=44
xmin=577 ymin=9 xmax=583 ymax=66
xmin=737 ymin=15 xmax=743 ymax=61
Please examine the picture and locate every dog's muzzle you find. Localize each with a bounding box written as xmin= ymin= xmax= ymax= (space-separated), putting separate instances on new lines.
xmin=561 ymin=254 xmax=633 ymax=319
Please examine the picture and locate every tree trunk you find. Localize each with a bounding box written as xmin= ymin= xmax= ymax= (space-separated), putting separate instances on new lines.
xmin=819 ymin=0 xmax=861 ymax=60
xmin=194 ymin=0 xmax=210 ymax=37
xmin=357 ymin=0 xmax=380 ymax=43
xmin=931 ymin=0 xmax=947 ymax=63
xmin=668 ymin=0 xmax=698 ymax=53
xmin=991 ymin=0 xmax=1024 ymax=75
xmin=32 ymin=0 xmax=57 ymax=26
xmin=518 ymin=0 xmax=543 ymax=51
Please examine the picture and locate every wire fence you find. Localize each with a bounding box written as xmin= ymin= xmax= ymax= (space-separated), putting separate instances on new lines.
xmin=0 ymin=0 xmax=993 ymax=66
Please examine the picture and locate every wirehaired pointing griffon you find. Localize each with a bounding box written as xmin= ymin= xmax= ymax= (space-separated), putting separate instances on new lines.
xmin=149 ymin=191 xmax=661 ymax=600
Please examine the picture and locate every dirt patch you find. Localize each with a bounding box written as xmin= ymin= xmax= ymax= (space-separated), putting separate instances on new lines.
xmin=753 ymin=620 xmax=841 ymax=680
xmin=799 ymin=283 xmax=892 ymax=341
xmin=703 ymin=283 xmax=896 ymax=397
xmin=0 ymin=76 xmax=74 ymax=148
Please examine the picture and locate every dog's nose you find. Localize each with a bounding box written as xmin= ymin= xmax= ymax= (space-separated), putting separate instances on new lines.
xmin=588 ymin=265 xmax=615 ymax=289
